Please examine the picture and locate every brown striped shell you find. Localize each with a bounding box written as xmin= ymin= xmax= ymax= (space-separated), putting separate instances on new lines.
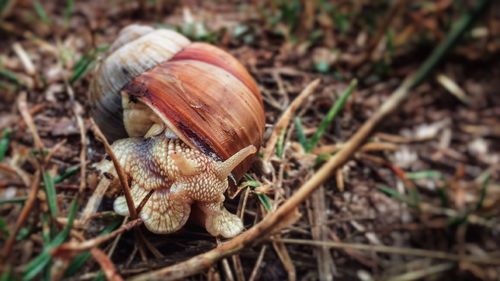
xmin=89 ymin=24 xmax=265 ymax=181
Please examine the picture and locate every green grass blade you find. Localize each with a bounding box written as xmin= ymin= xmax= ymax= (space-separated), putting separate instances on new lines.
xmin=33 ymin=0 xmax=50 ymax=24
xmin=93 ymin=272 xmax=105 ymax=281
xmin=64 ymin=219 xmax=122 ymax=276
xmin=65 ymin=252 xmax=91 ymax=277
xmin=16 ymin=227 xmax=31 ymax=241
xmin=257 ymin=193 xmax=273 ymax=212
xmin=23 ymin=199 xmax=78 ymax=280
xmin=377 ymin=185 xmax=403 ymax=199
xmin=241 ymin=180 xmax=261 ymax=188
xmin=314 ymin=153 xmax=330 ymax=166
xmin=70 ymin=54 xmax=95 ymax=83
xmin=475 ymin=174 xmax=490 ymax=211
xmin=0 ymin=128 xmax=11 ymax=161
xmin=0 ymin=68 xmax=19 ymax=85
xmin=55 ymin=198 xmax=78 ymax=242
xmin=0 ymin=217 xmax=9 ymax=238
xmin=293 ymin=117 xmax=308 ymax=150
xmin=307 ymin=79 xmax=357 ymax=152
xmin=436 ymin=187 xmax=449 ymax=208
xmin=275 ymin=128 xmax=286 ymax=158
xmin=42 ymin=172 xmax=58 ymax=218
xmin=406 ymin=170 xmax=444 ymax=180
xmin=242 ymin=175 xmax=272 ymax=211
xmin=63 ymin=0 xmax=74 ymax=24
xmin=408 ymin=187 xmax=421 ymax=210
xmin=70 ymin=46 xmax=108 ymax=83
xmin=54 ymin=165 xmax=80 ymax=184
xmin=378 ymin=184 xmax=421 ymax=208
xmin=41 ymin=213 xmax=51 ymax=243
xmin=0 ymin=0 xmax=10 ymax=16
xmin=0 ymin=196 xmax=27 ymax=205
xmin=0 ymin=265 xmax=13 ymax=281
xmin=22 ymin=250 xmax=52 ymax=280
xmin=408 ymin=0 xmax=491 ymax=89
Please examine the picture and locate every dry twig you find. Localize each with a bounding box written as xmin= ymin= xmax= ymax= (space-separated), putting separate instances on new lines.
xmin=248 ymin=246 xmax=267 ymax=281
xmin=91 ymin=248 xmax=124 ymax=281
xmin=66 ymin=83 xmax=87 ymax=194
xmin=262 ymin=79 xmax=320 ymax=166
xmin=90 ymin=119 xmax=137 ymax=219
xmin=0 ymin=170 xmax=40 ymax=262
xmin=18 ymin=93 xmax=44 ymax=150
xmin=276 ymin=238 xmax=500 ymax=265
xmin=54 ymin=218 xmax=143 ymax=255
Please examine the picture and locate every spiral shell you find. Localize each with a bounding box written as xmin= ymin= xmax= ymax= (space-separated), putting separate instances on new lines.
xmin=90 ymin=24 xmax=265 ymax=181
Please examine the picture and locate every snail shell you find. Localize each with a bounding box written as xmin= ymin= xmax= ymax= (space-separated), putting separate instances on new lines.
xmin=90 ymin=24 xmax=265 ymax=181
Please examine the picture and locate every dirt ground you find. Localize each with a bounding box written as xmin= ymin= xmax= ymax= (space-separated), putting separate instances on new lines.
xmin=0 ymin=0 xmax=499 ymax=280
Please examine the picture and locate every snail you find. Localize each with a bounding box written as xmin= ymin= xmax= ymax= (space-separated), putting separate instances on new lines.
xmin=90 ymin=24 xmax=265 ymax=238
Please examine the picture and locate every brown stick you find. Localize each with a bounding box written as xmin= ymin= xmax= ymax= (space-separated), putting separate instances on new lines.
xmin=18 ymin=93 xmax=44 ymax=150
xmin=262 ymin=79 xmax=320 ymax=164
xmin=90 ymin=119 xmax=137 ymax=219
xmin=312 ymin=142 xmax=398 ymax=155
xmin=91 ymin=248 xmax=124 ymax=281
xmin=0 ymin=170 xmax=41 ymax=261
xmin=248 ymin=246 xmax=267 ymax=281
xmin=66 ymin=83 xmax=87 ymax=194
xmin=129 ymin=78 xmax=415 ymax=281
xmin=0 ymin=163 xmax=19 ymax=176
xmin=276 ymin=238 xmax=500 ymax=265
xmin=54 ymin=218 xmax=143 ymax=254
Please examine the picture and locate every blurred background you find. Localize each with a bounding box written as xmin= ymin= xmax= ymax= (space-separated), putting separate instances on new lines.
xmin=0 ymin=0 xmax=499 ymax=280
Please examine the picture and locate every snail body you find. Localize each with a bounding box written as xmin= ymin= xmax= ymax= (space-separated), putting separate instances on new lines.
xmin=90 ymin=25 xmax=265 ymax=238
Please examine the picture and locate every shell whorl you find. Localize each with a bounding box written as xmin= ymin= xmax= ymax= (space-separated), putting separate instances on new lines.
xmin=90 ymin=25 xmax=191 ymax=141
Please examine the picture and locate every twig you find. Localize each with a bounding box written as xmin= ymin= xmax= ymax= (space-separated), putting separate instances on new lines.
xmin=275 ymin=239 xmax=500 ymax=266
xmin=312 ymin=142 xmax=398 ymax=155
xmin=436 ymin=73 xmax=470 ymax=105
xmin=90 ymin=248 xmax=124 ymax=281
xmin=221 ymin=258 xmax=235 ymax=281
xmin=91 ymin=119 xmax=151 ymax=263
xmin=308 ymin=187 xmax=334 ymax=281
xmin=129 ymin=1 xmax=490 ymax=279
xmin=80 ymin=177 xmax=111 ymax=225
xmin=0 ymin=170 xmax=41 ymax=261
xmin=12 ymin=42 xmax=36 ymax=76
xmin=335 ymin=169 xmax=344 ymax=192
xmin=9 ymin=164 xmax=32 ymax=187
xmin=107 ymin=217 xmax=129 ymax=259
xmin=45 ymin=139 xmax=67 ymax=163
xmin=0 ymin=163 xmax=19 ymax=177
xmin=386 ymin=262 xmax=454 ymax=281
xmin=231 ymin=255 xmax=245 ymax=281
xmin=358 ymin=0 xmax=407 ymax=67
xmin=375 ymin=132 xmax=433 ymax=144
xmin=262 ymin=79 xmax=320 ymax=165
xmin=54 ymin=218 xmax=142 ymax=254
xmin=65 ymin=83 xmax=87 ymax=194
xmin=18 ymin=93 xmax=44 ymax=151
xmin=248 ymin=246 xmax=267 ymax=281
xmin=90 ymin=119 xmax=137 ymax=219
xmin=136 ymin=230 xmax=163 ymax=258
xmin=272 ymin=239 xmax=296 ymax=281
